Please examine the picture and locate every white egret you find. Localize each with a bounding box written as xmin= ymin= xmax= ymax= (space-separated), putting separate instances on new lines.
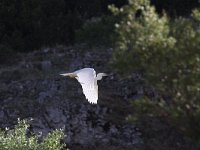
xmin=60 ymin=68 xmax=107 ymax=104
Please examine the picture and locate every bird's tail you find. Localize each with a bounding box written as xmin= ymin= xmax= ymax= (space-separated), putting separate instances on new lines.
xmin=60 ymin=72 xmax=77 ymax=78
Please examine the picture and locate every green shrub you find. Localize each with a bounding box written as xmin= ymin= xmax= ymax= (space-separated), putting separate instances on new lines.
xmin=110 ymin=0 xmax=200 ymax=145
xmin=75 ymin=15 xmax=117 ymax=47
xmin=0 ymin=119 xmax=67 ymax=150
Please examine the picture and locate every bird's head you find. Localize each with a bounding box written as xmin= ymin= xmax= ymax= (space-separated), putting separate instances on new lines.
xmin=96 ymin=73 xmax=108 ymax=80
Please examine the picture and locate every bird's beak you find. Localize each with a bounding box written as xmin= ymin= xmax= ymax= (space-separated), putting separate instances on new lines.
xmin=103 ymin=73 xmax=108 ymax=77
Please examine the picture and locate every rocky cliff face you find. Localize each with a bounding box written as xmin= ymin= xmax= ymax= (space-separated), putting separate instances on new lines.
xmin=0 ymin=46 xmax=143 ymax=148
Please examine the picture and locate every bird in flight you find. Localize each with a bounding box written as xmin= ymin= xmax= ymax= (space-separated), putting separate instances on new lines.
xmin=60 ymin=68 xmax=107 ymax=104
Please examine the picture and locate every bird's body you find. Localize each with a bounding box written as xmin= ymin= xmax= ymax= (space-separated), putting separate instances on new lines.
xmin=60 ymin=68 xmax=107 ymax=104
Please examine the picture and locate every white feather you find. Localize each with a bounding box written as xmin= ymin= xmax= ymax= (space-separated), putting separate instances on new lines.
xmin=75 ymin=68 xmax=98 ymax=104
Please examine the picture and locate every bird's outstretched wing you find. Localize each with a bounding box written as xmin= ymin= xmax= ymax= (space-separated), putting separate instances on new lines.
xmin=76 ymin=70 xmax=98 ymax=104
xmin=80 ymin=83 xmax=98 ymax=104
xmin=60 ymin=73 xmax=77 ymax=78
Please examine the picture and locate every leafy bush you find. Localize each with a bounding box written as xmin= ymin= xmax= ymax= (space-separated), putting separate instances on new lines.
xmin=109 ymin=0 xmax=176 ymax=77
xmin=0 ymin=119 xmax=66 ymax=150
xmin=75 ymin=15 xmax=117 ymax=47
xmin=110 ymin=0 xmax=200 ymax=145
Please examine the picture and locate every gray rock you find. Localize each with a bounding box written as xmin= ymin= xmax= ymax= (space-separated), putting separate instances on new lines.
xmin=0 ymin=109 xmax=4 ymax=121
xmin=41 ymin=61 xmax=52 ymax=71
